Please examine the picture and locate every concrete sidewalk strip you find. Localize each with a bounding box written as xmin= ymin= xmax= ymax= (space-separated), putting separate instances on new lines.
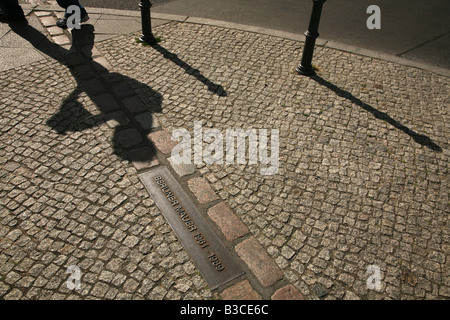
xmin=22 ymin=2 xmax=450 ymax=77
xmin=0 ymin=48 xmax=45 ymax=72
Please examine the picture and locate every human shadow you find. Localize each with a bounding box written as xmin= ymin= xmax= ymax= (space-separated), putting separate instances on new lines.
xmin=9 ymin=21 xmax=163 ymax=163
xmin=311 ymin=74 xmax=443 ymax=152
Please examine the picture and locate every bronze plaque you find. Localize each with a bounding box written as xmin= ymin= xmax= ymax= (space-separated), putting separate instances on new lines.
xmin=138 ymin=167 xmax=244 ymax=290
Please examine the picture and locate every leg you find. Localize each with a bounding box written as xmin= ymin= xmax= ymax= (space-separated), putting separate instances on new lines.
xmin=56 ymin=0 xmax=88 ymax=17
xmin=55 ymin=0 xmax=89 ymax=28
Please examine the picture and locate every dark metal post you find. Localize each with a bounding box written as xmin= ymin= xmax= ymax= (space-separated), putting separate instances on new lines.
xmin=139 ymin=0 xmax=156 ymax=44
xmin=296 ymin=0 xmax=326 ymax=75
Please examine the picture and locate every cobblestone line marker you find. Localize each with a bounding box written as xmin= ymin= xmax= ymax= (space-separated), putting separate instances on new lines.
xmin=138 ymin=166 xmax=244 ymax=290
xmin=145 ymin=129 xmax=304 ymax=297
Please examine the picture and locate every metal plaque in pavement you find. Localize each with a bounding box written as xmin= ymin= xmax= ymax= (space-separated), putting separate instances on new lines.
xmin=138 ymin=166 xmax=244 ymax=290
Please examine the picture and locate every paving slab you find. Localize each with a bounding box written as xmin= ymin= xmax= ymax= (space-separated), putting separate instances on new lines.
xmin=0 ymin=47 xmax=45 ymax=71
xmin=235 ymin=238 xmax=284 ymax=287
xmin=207 ymin=202 xmax=249 ymax=242
xmin=187 ymin=177 xmax=220 ymax=204
xmin=93 ymin=17 xmax=141 ymax=36
xmin=0 ymin=26 xmax=45 ymax=48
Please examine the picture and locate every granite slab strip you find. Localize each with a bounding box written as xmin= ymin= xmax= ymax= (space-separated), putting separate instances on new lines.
xmin=207 ymin=202 xmax=249 ymax=242
xmin=235 ymin=237 xmax=283 ymax=288
xmin=220 ymin=280 xmax=262 ymax=300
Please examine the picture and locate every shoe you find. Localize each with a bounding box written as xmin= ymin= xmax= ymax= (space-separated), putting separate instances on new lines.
xmin=0 ymin=10 xmax=26 ymax=23
xmin=56 ymin=13 xmax=89 ymax=28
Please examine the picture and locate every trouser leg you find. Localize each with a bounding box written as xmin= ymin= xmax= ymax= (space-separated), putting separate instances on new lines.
xmin=56 ymin=0 xmax=87 ymax=17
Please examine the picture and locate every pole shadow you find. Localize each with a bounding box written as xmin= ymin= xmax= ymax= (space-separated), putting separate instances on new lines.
xmin=151 ymin=43 xmax=227 ymax=97
xmin=9 ymin=20 xmax=163 ymax=163
xmin=310 ymin=74 xmax=443 ymax=152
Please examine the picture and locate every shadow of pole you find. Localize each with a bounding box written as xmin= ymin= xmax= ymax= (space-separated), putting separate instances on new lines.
xmin=151 ymin=43 xmax=228 ymax=97
xmin=311 ymin=74 xmax=443 ymax=152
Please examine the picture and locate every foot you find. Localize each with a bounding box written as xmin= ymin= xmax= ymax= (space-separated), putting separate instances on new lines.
xmin=56 ymin=13 xmax=89 ymax=29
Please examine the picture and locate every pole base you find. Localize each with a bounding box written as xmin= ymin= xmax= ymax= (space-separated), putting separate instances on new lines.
xmin=139 ymin=34 xmax=157 ymax=45
xmin=295 ymin=64 xmax=315 ymax=76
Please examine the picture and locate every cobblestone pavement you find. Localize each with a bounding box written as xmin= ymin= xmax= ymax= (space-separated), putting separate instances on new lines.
xmin=1 ymin=10 xmax=449 ymax=300
xmin=98 ymin=22 xmax=449 ymax=299
xmin=0 ymin=14 xmax=216 ymax=300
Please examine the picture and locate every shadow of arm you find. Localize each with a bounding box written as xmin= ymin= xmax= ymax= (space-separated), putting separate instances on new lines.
xmin=9 ymin=22 xmax=68 ymax=64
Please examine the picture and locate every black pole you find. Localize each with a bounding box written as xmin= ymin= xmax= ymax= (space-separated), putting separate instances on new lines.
xmin=296 ymin=0 xmax=326 ymax=76
xmin=139 ymin=0 xmax=156 ymax=44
